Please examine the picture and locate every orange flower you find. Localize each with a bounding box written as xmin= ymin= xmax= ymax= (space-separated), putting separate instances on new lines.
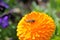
xmin=17 ymin=11 xmax=55 ymax=40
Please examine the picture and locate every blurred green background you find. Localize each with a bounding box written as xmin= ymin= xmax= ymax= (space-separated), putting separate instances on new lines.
xmin=0 ymin=0 xmax=60 ymax=40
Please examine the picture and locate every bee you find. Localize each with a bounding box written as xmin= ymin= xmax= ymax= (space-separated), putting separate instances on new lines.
xmin=26 ymin=19 xmax=35 ymax=23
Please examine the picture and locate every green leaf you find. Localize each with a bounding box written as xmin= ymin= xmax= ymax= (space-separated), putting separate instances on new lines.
xmin=31 ymin=1 xmax=44 ymax=12
xmin=50 ymin=0 xmax=57 ymax=9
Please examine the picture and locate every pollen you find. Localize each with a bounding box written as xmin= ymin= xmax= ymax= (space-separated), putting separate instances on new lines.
xmin=17 ymin=11 xmax=55 ymax=40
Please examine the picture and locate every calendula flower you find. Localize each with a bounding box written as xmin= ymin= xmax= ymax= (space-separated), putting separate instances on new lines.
xmin=17 ymin=12 xmax=55 ymax=40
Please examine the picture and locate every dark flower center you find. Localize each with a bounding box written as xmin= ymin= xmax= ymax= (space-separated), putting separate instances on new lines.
xmin=0 ymin=5 xmax=6 ymax=12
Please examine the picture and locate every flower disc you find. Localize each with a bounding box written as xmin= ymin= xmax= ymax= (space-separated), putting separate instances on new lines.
xmin=17 ymin=12 xmax=55 ymax=40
